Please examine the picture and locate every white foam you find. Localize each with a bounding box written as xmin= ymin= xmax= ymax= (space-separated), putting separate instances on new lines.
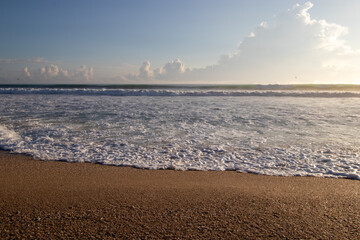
xmin=1 ymin=87 xmax=360 ymax=98
xmin=0 ymin=124 xmax=23 ymax=150
xmin=0 ymin=92 xmax=360 ymax=180
xmin=0 ymin=124 xmax=20 ymax=141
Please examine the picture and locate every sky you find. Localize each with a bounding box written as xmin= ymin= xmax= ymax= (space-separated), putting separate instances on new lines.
xmin=1 ymin=0 xmax=360 ymax=84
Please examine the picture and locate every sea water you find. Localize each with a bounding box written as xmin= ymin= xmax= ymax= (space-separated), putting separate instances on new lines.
xmin=0 ymin=86 xmax=360 ymax=179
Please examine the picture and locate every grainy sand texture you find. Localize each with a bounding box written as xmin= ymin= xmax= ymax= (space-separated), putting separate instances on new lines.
xmin=0 ymin=150 xmax=359 ymax=239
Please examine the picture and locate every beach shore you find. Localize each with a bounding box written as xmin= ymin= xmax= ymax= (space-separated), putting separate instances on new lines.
xmin=0 ymin=150 xmax=359 ymax=239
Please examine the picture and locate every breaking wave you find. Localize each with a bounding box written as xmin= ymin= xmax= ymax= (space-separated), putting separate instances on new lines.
xmin=1 ymin=87 xmax=360 ymax=98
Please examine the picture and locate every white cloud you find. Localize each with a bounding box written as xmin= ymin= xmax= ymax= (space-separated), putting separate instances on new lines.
xmin=37 ymin=64 xmax=68 ymax=78
xmin=0 ymin=55 xmax=94 ymax=83
xmin=75 ymin=65 xmax=94 ymax=81
xmin=127 ymin=2 xmax=360 ymax=84
xmin=23 ymin=67 xmax=31 ymax=77
xmin=161 ymin=58 xmax=186 ymax=76
xmin=127 ymin=58 xmax=188 ymax=81
xmin=139 ymin=61 xmax=153 ymax=80
xmin=20 ymin=64 xmax=94 ymax=83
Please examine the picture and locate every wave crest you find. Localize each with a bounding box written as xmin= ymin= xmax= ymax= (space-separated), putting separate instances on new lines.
xmin=1 ymin=87 xmax=360 ymax=98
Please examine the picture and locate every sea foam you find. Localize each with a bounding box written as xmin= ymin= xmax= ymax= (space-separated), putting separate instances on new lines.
xmin=1 ymin=87 xmax=360 ymax=97
xmin=0 ymin=89 xmax=359 ymax=180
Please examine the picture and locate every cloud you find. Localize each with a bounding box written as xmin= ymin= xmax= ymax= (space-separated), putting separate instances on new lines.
xmin=0 ymin=57 xmax=50 ymax=64
xmin=163 ymin=58 xmax=185 ymax=74
xmin=127 ymin=58 xmax=188 ymax=81
xmin=75 ymin=65 xmax=94 ymax=81
xmin=0 ymin=56 xmax=94 ymax=83
xmin=19 ymin=64 xmax=94 ymax=83
xmin=127 ymin=2 xmax=360 ymax=84
xmin=38 ymin=64 xmax=69 ymax=78
xmin=139 ymin=61 xmax=153 ymax=80
xmin=23 ymin=67 xmax=31 ymax=77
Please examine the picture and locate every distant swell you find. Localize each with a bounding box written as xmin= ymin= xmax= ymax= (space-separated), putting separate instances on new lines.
xmin=1 ymin=87 xmax=360 ymax=98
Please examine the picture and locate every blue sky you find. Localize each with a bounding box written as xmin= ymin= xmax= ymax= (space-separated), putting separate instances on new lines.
xmin=1 ymin=0 xmax=360 ymax=84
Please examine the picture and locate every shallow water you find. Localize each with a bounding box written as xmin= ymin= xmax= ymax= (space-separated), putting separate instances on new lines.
xmin=1 ymin=88 xmax=360 ymax=179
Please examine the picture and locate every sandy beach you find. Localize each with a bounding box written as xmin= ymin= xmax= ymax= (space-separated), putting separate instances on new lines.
xmin=0 ymin=150 xmax=359 ymax=239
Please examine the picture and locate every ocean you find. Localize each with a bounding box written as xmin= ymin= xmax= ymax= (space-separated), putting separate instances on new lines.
xmin=1 ymin=85 xmax=360 ymax=179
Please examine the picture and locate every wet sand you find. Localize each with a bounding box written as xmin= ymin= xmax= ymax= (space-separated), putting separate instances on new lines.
xmin=0 ymin=150 xmax=359 ymax=239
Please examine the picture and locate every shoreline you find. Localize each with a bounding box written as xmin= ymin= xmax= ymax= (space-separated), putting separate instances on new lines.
xmin=1 ymin=150 xmax=359 ymax=239
xmin=2 ymin=148 xmax=358 ymax=181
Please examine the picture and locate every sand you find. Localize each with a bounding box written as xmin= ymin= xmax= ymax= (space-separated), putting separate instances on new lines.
xmin=0 ymin=150 xmax=359 ymax=239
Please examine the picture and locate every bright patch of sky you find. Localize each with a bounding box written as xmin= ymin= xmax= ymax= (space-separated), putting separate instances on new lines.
xmin=1 ymin=0 xmax=360 ymax=84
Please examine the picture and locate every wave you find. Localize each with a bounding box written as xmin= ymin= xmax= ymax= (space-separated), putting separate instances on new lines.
xmin=1 ymin=91 xmax=360 ymax=180
xmin=1 ymin=87 xmax=360 ymax=98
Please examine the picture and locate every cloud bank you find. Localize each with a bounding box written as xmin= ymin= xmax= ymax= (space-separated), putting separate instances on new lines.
xmin=22 ymin=64 xmax=94 ymax=82
xmin=127 ymin=2 xmax=360 ymax=84
xmin=127 ymin=58 xmax=188 ymax=82
xmin=0 ymin=61 xmax=94 ymax=83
